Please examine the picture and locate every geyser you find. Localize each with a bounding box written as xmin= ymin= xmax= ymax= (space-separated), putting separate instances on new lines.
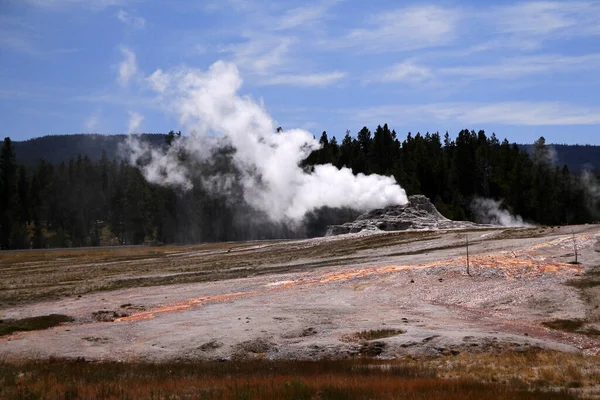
xmin=126 ymin=61 xmax=407 ymax=222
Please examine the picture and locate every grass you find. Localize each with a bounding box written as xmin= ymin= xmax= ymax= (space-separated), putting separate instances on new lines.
xmin=568 ymin=276 xmax=600 ymax=289
xmin=0 ymin=314 xmax=73 ymax=336
xmin=0 ymin=356 xmax=585 ymax=400
xmin=426 ymin=350 xmax=600 ymax=392
xmin=542 ymin=319 xmax=585 ymax=332
xmin=541 ymin=319 xmax=600 ymax=337
xmin=0 ymin=229 xmax=498 ymax=306
xmin=341 ymin=328 xmax=406 ymax=342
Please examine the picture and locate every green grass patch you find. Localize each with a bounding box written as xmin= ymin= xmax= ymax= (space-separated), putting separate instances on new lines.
xmin=0 ymin=314 xmax=73 ymax=336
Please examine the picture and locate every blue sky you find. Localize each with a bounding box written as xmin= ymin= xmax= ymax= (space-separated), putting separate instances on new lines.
xmin=1 ymin=0 xmax=599 ymax=144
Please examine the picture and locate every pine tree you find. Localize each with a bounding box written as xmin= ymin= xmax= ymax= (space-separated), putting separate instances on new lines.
xmin=0 ymin=138 xmax=19 ymax=248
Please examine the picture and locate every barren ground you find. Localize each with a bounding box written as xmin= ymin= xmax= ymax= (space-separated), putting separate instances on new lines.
xmin=1 ymin=225 xmax=600 ymax=365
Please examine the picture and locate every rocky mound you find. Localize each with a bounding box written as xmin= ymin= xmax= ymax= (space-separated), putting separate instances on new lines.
xmin=326 ymin=195 xmax=482 ymax=236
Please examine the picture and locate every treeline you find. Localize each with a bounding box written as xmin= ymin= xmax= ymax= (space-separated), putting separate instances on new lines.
xmin=13 ymin=134 xmax=166 ymax=166
xmin=0 ymin=128 xmax=598 ymax=249
xmin=304 ymin=127 xmax=597 ymax=225
xmin=0 ymin=136 xmax=353 ymax=249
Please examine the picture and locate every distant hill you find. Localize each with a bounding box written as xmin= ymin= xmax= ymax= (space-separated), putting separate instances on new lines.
xmin=520 ymin=144 xmax=600 ymax=172
xmin=13 ymin=134 xmax=167 ymax=166
xmin=10 ymin=134 xmax=600 ymax=172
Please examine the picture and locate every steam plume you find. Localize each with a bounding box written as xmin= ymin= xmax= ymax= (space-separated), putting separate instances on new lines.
xmin=127 ymin=111 xmax=144 ymax=133
xmin=472 ymin=197 xmax=531 ymax=227
xmin=581 ymin=169 xmax=600 ymax=216
xmin=126 ymin=61 xmax=407 ymax=221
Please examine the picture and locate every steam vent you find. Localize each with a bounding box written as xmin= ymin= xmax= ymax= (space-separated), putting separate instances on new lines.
xmin=326 ymin=195 xmax=481 ymax=236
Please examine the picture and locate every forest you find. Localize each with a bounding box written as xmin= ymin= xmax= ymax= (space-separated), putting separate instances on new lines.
xmin=0 ymin=127 xmax=598 ymax=249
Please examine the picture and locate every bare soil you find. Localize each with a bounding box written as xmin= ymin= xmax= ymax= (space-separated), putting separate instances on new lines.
xmin=1 ymin=225 xmax=599 ymax=365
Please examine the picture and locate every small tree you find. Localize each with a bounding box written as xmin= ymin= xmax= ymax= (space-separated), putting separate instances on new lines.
xmin=165 ymin=130 xmax=182 ymax=146
xmin=465 ymin=233 xmax=472 ymax=276
xmin=571 ymin=230 xmax=579 ymax=265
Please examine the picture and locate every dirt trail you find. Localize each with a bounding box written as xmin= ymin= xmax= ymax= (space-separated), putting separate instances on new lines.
xmin=1 ymin=225 xmax=599 ymax=361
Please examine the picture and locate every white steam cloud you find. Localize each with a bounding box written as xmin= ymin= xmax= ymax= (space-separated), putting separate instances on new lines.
xmin=127 ymin=111 xmax=144 ymax=133
xmin=582 ymin=170 xmax=600 ymax=199
xmin=127 ymin=61 xmax=407 ymax=221
xmin=124 ymin=134 xmax=193 ymax=189
xmin=581 ymin=169 xmax=600 ymax=216
xmin=118 ymin=47 xmax=137 ymax=86
xmin=472 ymin=198 xmax=532 ymax=227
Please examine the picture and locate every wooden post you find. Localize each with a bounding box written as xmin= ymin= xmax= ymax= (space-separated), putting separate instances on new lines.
xmin=572 ymin=230 xmax=578 ymax=264
xmin=466 ymin=234 xmax=471 ymax=276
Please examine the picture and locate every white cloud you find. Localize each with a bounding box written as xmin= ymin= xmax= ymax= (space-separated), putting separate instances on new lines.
xmin=194 ymin=44 xmax=207 ymax=54
xmin=116 ymin=9 xmax=145 ymax=29
xmin=127 ymin=111 xmax=144 ymax=133
xmin=483 ymin=1 xmax=600 ymax=50
xmin=0 ymin=17 xmax=79 ymax=56
xmin=147 ymin=69 xmax=170 ymax=93
xmin=84 ymin=110 xmax=100 ymax=131
xmin=22 ymin=0 xmax=132 ymax=11
xmin=353 ymin=102 xmax=600 ymax=127
xmin=261 ymin=71 xmax=346 ymax=87
xmin=493 ymin=1 xmax=600 ymax=37
xmin=440 ymin=54 xmax=600 ymax=80
xmin=368 ymin=53 xmax=600 ymax=86
xmin=220 ymin=36 xmax=292 ymax=76
xmin=275 ymin=0 xmax=341 ymax=30
xmin=330 ymin=5 xmax=460 ymax=53
xmin=118 ymin=46 xmax=138 ymax=86
xmin=0 ymin=34 xmax=78 ymax=56
xmin=378 ymin=61 xmax=433 ymax=83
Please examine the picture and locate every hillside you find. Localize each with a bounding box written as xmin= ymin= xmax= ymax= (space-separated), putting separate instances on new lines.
xmin=521 ymin=143 xmax=600 ymax=172
xmin=12 ymin=134 xmax=600 ymax=171
xmin=13 ymin=133 xmax=167 ymax=165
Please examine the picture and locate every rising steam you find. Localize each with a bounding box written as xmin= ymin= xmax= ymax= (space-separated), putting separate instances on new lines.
xmin=125 ymin=61 xmax=407 ymax=221
xmin=581 ymin=169 xmax=600 ymax=216
xmin=472 ymin=198 xmax=532 ymax=227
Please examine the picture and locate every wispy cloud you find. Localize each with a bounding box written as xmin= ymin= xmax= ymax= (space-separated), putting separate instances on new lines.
xmin=457 ymin=1 xmax=600 ymax=52
xmin=209 ymin=0 xmax=344 ymax=85
xmin=21 ymin=0 xmax=134 ymax=11
xmin=375 ymin=61 xmax=433 ymax=84
xmin=441 ymin=54 xmax=600 ymax=80
xmin=0 ymin=16 xmax=78 ymax=56
xmin=127 ymin=111 xmax=144 ymax=133
xmin=370 ymin=53 xmax=600 ymax=86
xmin=353 ymin=102 xmax=600 ymax=127
xmin=0 ymin=35 xmax=79 ymax=56
xmin=118 ymin=46 xmax=138 ymax=86
xmin=116 ymin=9 xmax=145 ymax=29
xmin=84 ymin=110 xmax=101 ymax=131
xmin=275 ymin=0 xmax=342 ymax=31
xmin=491 ymin=1 xmax=600 ymax=42
xmin=326 ymin=5 xmax=461 ymax=53
xmin=261 ymin=71 xmax=346 ymax=87
xmin=220 ymin=35 xmax=293 ymax=76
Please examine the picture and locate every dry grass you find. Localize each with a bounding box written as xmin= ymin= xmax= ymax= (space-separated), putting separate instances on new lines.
xmin=0 ymin=230 xmax=476 ymax=306
xmin=0 ymin=314 xmax=73 ymax=336
xmin=0 ymin=356 xmax=584 ymax=400
xmin=541 ymin=319 xmax=600 ymax=337
xmin=341 ymin=328 xmax=406 ymax=342
xmin=421 ymin=350 xmax=600 ymax=390
xmin=542 ymin=319 xmax=586 ymax=332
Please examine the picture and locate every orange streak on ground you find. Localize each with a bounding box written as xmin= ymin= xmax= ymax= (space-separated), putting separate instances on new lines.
xmin=117 ymin=244 xmax=583 ymax=322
